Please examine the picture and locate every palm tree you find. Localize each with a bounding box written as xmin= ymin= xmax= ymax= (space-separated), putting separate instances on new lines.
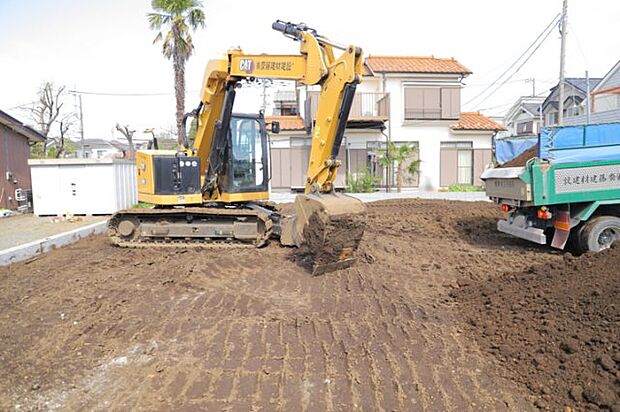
xmin=148 ymin=0 xmax=205 ymax=146
xmin=378 ymin=143 xmax=421 ymax=193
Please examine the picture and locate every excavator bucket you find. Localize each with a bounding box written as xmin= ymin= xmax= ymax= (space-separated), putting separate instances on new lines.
xmin=281 ymin=192 xmax=366 ymax=275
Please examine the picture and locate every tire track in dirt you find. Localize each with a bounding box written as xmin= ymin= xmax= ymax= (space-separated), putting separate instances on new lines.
xmin=1 ymin=199 xmax=557 ymax=410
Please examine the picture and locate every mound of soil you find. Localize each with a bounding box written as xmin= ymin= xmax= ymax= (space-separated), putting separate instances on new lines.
xmin=501 ymin=144 xmax=539 ymax=168
xmin=455 ymin=246 xmax=620 ymax=411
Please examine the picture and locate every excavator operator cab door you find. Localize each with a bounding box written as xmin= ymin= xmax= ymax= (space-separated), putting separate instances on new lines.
xmin=221 ymin=113 xmax=270 ymax=195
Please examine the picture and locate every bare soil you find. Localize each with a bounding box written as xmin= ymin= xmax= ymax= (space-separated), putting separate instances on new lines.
xmin=455 ymin=245 xmax=620 ymax=411
xmin=0 ymin=199 xmax=614 ymax=411
xmin=501 ymin=144 xmax=539 ymax=168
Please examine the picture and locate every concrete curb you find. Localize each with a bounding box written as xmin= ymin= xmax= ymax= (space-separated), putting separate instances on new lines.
xmin=269 ymin=191 xmax=491 ymax=204
xmin=0 ymin=220 xmax=108 ymax=267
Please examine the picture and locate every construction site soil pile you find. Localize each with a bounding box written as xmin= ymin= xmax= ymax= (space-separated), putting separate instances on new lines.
xmin=2 ymin=198 xmax=613 ymax=410
xmin=455 ymin=246 xmax=620 ymax=411
xmin=500 ymin=144 xmax=539 ymax=168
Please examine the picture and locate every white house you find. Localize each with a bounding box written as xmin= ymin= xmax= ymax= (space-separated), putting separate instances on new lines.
xmin=499 ymin=96 xmax=545 ymax=138
xmin=267 ymin=56 xmax=504 ymax=191
xmin=76 ymin=139 xmax=121 ymax=159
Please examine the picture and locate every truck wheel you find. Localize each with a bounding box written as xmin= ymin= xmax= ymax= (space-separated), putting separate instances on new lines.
xmin=579 ymin=216 xmax=620 ymax=252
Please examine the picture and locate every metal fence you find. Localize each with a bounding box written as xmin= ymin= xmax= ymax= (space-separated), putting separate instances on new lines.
xmin=307 ymin=91 xmax=390 ymax=119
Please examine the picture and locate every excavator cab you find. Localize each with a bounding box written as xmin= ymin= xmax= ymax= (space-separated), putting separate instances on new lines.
xmin=221 ymin=113 xmax=270 ymax=196
xmin=135 ymin=113 xmax=271 ymax=206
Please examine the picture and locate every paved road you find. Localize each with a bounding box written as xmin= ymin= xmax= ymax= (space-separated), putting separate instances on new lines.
xmin=0 ymin=214 xmax=107 ymax=250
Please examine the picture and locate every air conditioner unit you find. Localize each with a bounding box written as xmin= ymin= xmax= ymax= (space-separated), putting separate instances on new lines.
xmin=15 ymin=188 xmax=27 ymax=202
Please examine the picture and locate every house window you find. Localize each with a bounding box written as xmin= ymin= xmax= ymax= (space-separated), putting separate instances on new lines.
xmin=457 ymin=150 xmax=473 ymax=184
xmin=545 ymin=111 xmax=558 ymax=126
xmin=273 ymin=101 xmax=298 ymax=116
xmin=440 ymin=142 xmax=473 ymax=186
xmin=404 ymin=87 xmax=460 ymax=120
xmin=516 ymin=120 xmax=533 ymax=135
xmin=565 ymin=104 xmax=581 ymax=117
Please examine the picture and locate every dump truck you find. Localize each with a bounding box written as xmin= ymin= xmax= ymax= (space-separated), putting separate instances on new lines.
xmin=482 ymin=123 xmax=620 ymax=253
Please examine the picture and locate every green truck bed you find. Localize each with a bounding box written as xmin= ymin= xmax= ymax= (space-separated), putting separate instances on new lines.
xmin=481 ymin=159 xmax=620 ymax=251
xmin=483 ymin=158 xmax=620 ymax=206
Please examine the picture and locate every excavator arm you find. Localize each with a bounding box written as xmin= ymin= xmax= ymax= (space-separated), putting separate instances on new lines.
xmin=188 ymin=21 xmax=363 ymax=199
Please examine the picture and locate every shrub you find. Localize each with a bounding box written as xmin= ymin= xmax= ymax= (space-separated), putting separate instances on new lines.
xmin=346 ymin=169 xmax=379 ymax=193
xmin=448 ymin=184 xmax=484 ymax=192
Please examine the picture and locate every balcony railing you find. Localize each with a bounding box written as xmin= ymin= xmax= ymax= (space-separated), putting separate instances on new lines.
xmin=273 ymin=90 xmax=297 ymax=102
xmin=307 ymin=91 xmax=390 ymax=120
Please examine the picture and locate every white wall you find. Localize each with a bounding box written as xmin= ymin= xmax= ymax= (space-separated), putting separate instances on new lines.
xmin=29 ymin=159 xmax=137 ymax=215
xmin=296 ymin=73 xmax=494 ymax=190
xmin=377 ymin=75 xmax=492 ymax=190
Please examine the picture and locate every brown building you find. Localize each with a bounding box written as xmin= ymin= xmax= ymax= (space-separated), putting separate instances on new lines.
xmin=0 ymin=110 xmax=46 ymax=210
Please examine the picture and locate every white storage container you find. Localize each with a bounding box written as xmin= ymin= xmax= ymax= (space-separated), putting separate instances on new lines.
xmin=28 ymin=158 xmax=137 ymax=216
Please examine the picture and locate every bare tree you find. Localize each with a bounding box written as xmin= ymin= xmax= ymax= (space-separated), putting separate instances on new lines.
xmin=26 ymin=82 xmax=66 ymax=156
xmin=115 ymin=124 xmax=136 ymax=160
xmin=55 ymin=113 xmax=77 ymax=158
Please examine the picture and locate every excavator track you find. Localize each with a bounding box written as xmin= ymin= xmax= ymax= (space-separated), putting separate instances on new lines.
xmin=108 ymin=206 xmax=273 ymax=248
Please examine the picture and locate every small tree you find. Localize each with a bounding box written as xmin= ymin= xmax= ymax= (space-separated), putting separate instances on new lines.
xmin=26 ymin=82 xmax=66 ymax=157
xmin=54 ymin=113 xmax=77 ymax=158
xmin=115 ymin=124 xmax=136 ymax=160
xmin=378 ymin=143 xmax=421 ymax=193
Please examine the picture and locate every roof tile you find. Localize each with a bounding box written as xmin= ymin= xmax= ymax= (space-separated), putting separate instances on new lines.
xmin=451 ymin=112 xmax=506 ymax=131
xmin=265 ymin=115 xmax=306 ymax=131
xmin=365 ymin=56 xmax=471 ymax=75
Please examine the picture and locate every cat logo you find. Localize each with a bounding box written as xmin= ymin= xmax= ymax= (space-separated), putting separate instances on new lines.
xmin=239 ymin=59 xmax=254 ymax=74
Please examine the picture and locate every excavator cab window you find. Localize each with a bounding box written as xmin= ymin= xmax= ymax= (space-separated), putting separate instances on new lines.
xmin=224 ymin=114 xmax=269 ymax=194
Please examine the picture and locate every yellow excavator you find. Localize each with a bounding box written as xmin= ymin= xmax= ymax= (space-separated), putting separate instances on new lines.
xmin=108 ymin=20 xmax=366 ymax=274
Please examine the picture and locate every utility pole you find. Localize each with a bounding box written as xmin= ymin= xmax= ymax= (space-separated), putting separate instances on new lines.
xmin=585 ymin=70 xmax=591 ymax=124
xmin=260 ymin=80 xmax=272 ymax=113
xmin=526 ymin=78 xmax=536 ymax=96
xmin=558 ymin=0 xmax=568 ymax=125
xmin=70 ymin=89 xmax=85 ymax=157
xmin=78 ymin=94 xmax=85 ymax=157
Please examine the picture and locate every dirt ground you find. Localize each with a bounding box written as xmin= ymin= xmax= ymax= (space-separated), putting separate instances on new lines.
xmin=455 ymin=245 xmax=620 ymax=411
xmin=0 ymin=199 xmax=615 ymax=411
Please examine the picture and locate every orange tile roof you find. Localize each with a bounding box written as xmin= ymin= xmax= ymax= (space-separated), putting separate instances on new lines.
xmin=265 ymin=115 xmax=306 ymax=131
xmin=451 ymin=112 xmax=506 ymax=131
xmin=365 ymin=56 xmax=472 ymax=75
xmin=361 ymin=64 xmax=373 ymax=76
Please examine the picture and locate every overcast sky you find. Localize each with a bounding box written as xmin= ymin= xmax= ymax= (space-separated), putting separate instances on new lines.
xmin=1 ymin=0 xmax=618 ymax=141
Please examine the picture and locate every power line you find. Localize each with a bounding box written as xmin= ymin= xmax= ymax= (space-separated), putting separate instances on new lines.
xmin=465 ymin=78 xmax=530 ymax=88
xmin=568 ymin=21 xmax=590 ymax=69
xmin=464 ymin=12 xmax=561 ymax=107
xmin=477 ymin=88 xmax=552 ymax=114
xmin=6 ymin=101 xmax=37 ymax=110
xmin=472 ymin=14 xmax=561 ymax=110
xmin=68 ymin=89 xmax=200 ymax=97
